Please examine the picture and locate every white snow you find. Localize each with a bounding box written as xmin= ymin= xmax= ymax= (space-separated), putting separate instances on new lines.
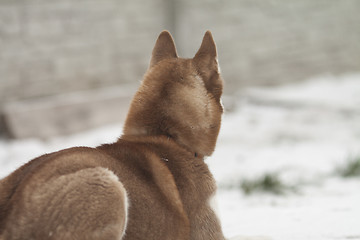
xmin=1 ymin=74 xmax=360 ymax=240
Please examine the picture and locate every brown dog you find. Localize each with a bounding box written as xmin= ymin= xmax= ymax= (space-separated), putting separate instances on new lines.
xmin=0 ymin=30 xmax=225 ymax=240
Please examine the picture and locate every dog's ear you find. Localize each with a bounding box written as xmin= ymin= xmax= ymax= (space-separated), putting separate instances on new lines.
xmin=150 ymin=31 xmax=178 ymax=68
xmin=193 ymin=31 xmax=222 ymax=98
xmin=194 ymin=31 xmax=217 ymax=60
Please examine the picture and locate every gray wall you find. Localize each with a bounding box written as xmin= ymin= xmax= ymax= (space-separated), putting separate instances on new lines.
xmin=175 ymin=0 xmax=360 ymax=92
xmin=0 ymin=0 xmax=168 ymax=104
xmin=1 ymin=0 xmax=360 ymax=101
xmin=1 ymin=0 xmax=360 ymax=137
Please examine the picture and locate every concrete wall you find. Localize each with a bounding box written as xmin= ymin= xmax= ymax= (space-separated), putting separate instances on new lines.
xmin=2 ymin=0 xmax=360 ymax=101
xmin=175 ymin=0 xmax=360 ymax=92
xmin=0 ymin=0 xmax=168 ymax=104
xmin=1 ymin=0 xmax=360 ymax=138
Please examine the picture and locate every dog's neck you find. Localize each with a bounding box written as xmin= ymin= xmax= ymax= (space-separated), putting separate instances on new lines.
xmin=120 ymin=134 xmax=203 ymax=161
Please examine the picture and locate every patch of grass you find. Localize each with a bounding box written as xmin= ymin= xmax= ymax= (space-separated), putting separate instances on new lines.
xmin=240 ymin=173 xmax=297 ymax=195
xmin=336 ymin=156 xmax=360 ymax=178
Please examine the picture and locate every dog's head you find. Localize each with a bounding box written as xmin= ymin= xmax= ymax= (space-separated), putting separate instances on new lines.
xmin=124 ymin=31 xmax=224 ymax=157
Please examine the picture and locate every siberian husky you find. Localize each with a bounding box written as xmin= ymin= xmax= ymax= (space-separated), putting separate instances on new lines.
xmin=0 ymin=31 xmax=225 ymax=240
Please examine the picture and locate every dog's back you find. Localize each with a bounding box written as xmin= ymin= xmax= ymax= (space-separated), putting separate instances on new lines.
xmin=0 ymin=31 xmax=225 ymax=240
xmin=0 ymin=144 xmax=190 ymax=240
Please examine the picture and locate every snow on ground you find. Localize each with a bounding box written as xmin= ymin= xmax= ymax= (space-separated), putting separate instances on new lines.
xmin=1 ymin=74 xmax=360 ymax=240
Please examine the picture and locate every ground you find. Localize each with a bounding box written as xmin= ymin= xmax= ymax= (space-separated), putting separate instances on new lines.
xmin=1 ymin=74 xmax=360 ymax=240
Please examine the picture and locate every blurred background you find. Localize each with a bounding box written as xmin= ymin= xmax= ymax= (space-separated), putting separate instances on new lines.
xmin=1 ymin=0 xmax=359 ymax=138
xmin=1 ymin=1 xmax=360 ymax=239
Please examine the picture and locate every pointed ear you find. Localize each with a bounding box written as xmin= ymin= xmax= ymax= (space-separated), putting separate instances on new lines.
xmin=150 ymin=31 xmax=178 ymax=68
xmin=194 ymin=31 xmax=217 ymax=60
xmin=193 ymin=31 xmax=223 ymax=99
xmin=193 ymin=31 xmax=219 ymax=74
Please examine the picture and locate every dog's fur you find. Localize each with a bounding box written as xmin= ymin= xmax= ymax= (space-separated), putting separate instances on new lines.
xmin=0 ymin=31 xmax=225 ymax=240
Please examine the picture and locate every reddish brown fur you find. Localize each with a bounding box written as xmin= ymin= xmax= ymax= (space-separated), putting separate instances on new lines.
xmin=0 ymin=31 xmax=225 ymax=240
